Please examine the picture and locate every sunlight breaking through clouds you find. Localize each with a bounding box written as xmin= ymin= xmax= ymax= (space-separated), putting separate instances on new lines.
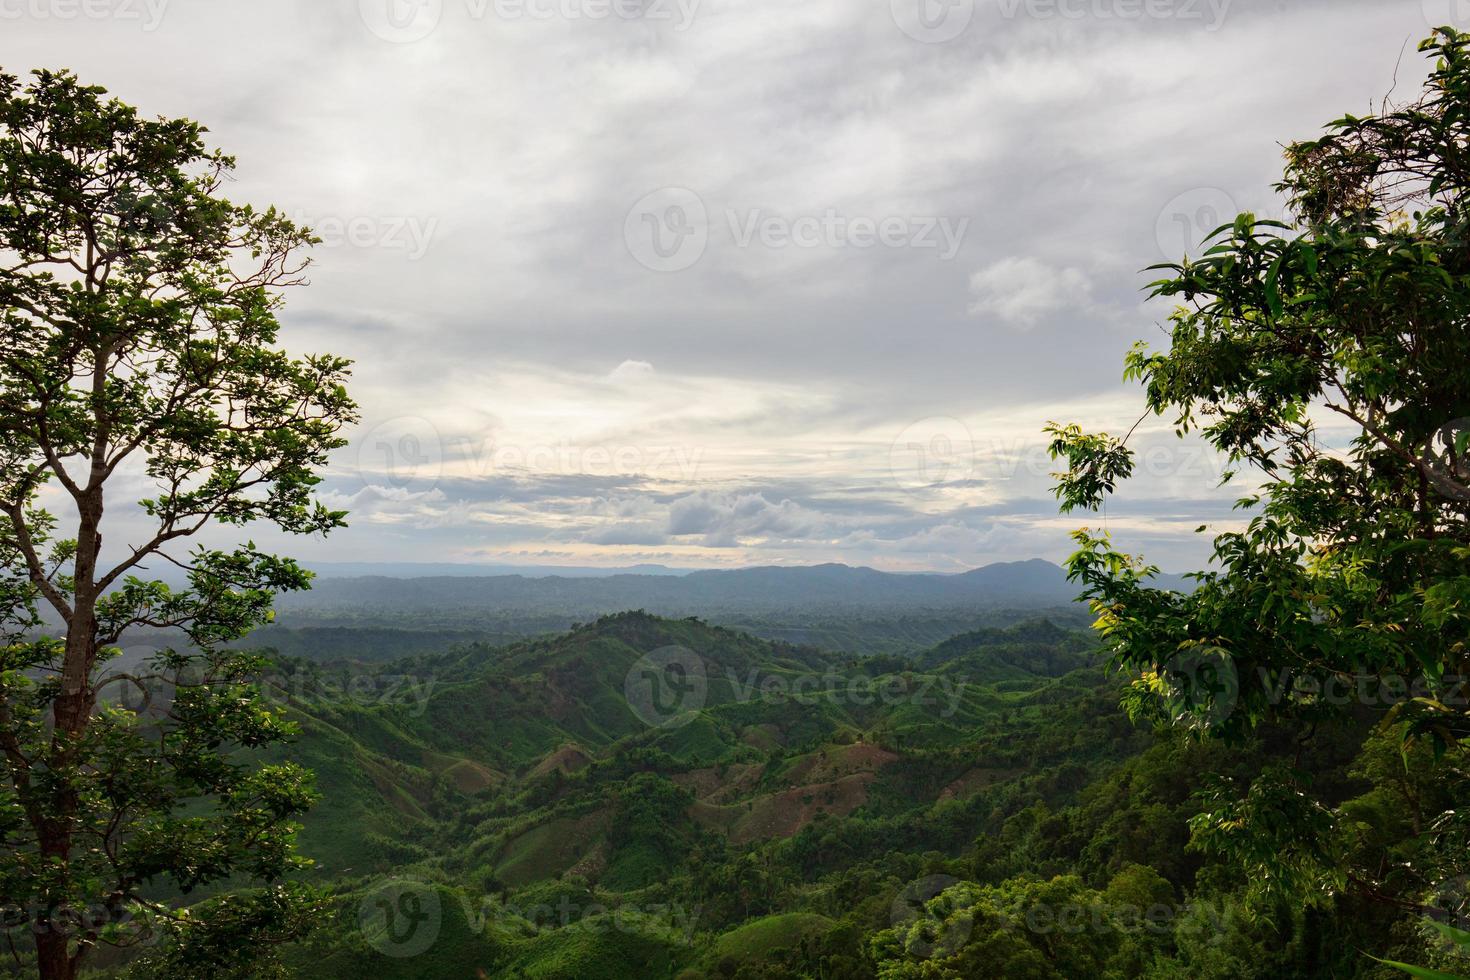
xmin=6 ymin=0 xmax=1439 ymax=571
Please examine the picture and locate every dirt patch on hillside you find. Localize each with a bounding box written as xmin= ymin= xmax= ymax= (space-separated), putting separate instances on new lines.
xmin=566 ymin=840 xmax=609 ymax=880
xmin=674 ymin=763 xmax=766 ymax=804
xmin=530 ymin=743 xmax=593 ymax=779
xmin=733 ymin=773 xmax=877 ymax=843
xmin=421 ymin=750 xmax=503 ymax=795
xmin=362 ymin=756 xmax=430 ymax=820
xmin=692 ymin=772 xmax=878 ymax=844
xmin=778 ymin=743 xmax=898 ymax=787
xmin=937 ymin=766 xmax=1023 ymax=801
xmin=445 ymin=758 xmax=502 ymax=794
xmin=682 ymin=742 xmax=898 ymax=841
xmin=740 ymin=725 xmax=782 ymax=751
xmin=495 ymin=809 xmax=611 ymax=887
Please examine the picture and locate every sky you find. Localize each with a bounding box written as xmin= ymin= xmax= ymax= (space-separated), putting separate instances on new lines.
xmin=1 ymin=0 xmax=1451 ymax=572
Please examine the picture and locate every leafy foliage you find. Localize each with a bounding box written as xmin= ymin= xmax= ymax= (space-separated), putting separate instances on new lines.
xmin=0 ymin=69 xmax=355 ymax=978
xmin=1046 ymin=27 xmax=1470 ymax=975
xmin=138 ymin=612 xmax=1452 ymax=979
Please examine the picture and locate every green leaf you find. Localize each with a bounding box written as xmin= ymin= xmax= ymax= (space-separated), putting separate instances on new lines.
xmin=1369 ymin=957 xmax=1468 ymax=980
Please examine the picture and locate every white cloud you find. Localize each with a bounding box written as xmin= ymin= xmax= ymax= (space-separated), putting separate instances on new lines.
xmin=6 ymin=0 xmax=1428 ymax=571
xmin=607 ymin=359 xmax=656 ymax=383
xmin=667 ymin=491 xmax=818 ymax=546
xmin=967 ymin=257 xmax=1093 ymax=328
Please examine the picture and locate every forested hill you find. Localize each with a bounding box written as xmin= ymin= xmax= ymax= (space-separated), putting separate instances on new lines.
xmin=216 ymin=611 xmax=1434 ymax=980
xmin=244 ymin=560 xmax=1131 ymax=660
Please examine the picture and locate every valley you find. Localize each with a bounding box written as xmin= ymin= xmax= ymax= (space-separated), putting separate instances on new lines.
xmin=225 ymin=607 xmax=1409 ymax=979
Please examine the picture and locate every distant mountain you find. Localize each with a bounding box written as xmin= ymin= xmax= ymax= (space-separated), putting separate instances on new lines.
xmin=275 ymin=559 xmax=1191 ymax=624
xmin=303 ymin=561 xmax=687 ymax=579
xmin=101 ymin=559 xmax=1181 ymax=661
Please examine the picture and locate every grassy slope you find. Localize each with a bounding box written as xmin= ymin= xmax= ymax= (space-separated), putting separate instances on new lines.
xmin=264 ymin=613 xmax=1130 ymax=978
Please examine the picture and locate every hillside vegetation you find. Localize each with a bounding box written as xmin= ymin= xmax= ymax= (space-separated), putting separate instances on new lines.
xmin=170 ymin=612 xmax=1445 ymax=979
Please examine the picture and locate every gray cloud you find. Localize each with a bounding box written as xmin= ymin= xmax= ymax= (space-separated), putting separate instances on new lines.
xmin=3 ymin=0 xmax=1436 ymax=572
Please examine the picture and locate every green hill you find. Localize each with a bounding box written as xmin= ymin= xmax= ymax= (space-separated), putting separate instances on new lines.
xmin=101 ymin=611 xmax=1426 ymax=979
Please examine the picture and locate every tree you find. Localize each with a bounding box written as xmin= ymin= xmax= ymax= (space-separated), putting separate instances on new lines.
xmin=1046 ymin=26 xmax=1470 ymax=967
xmin=0 ymin=70 xmax=356 ymax=978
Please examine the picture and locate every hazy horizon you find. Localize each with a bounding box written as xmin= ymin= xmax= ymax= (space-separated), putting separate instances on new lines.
xmin=297 ymin=554 xmax=1074 ymax=576
xmin=6 ymin=0 xmax=1442 ymax=574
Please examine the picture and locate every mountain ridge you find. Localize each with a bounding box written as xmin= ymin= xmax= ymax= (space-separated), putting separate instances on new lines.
xmin=275 ymin=558 xmax=1192 ymax=618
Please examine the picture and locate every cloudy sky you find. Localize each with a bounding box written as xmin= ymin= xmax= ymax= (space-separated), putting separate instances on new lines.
xmin=3 ymin=0 xmax=1449 ymax=572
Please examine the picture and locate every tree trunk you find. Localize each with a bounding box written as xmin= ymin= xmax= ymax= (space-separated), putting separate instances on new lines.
xmin=35 ymin=497 xmax=101 ymax=980
xmin=33 ymin=920 xmax=77 ymax=980
xmin=54 ymin=495 xmax=101 ymax=736
xmin=52 ymin=610 xmax=97 ymax=736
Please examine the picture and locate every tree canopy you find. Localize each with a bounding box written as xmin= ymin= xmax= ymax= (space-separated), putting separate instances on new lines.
xmin=0 ymin=69 xmax=355 ymax=979
xmin=1048 ymin=26 xmax=1470 ymax=973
